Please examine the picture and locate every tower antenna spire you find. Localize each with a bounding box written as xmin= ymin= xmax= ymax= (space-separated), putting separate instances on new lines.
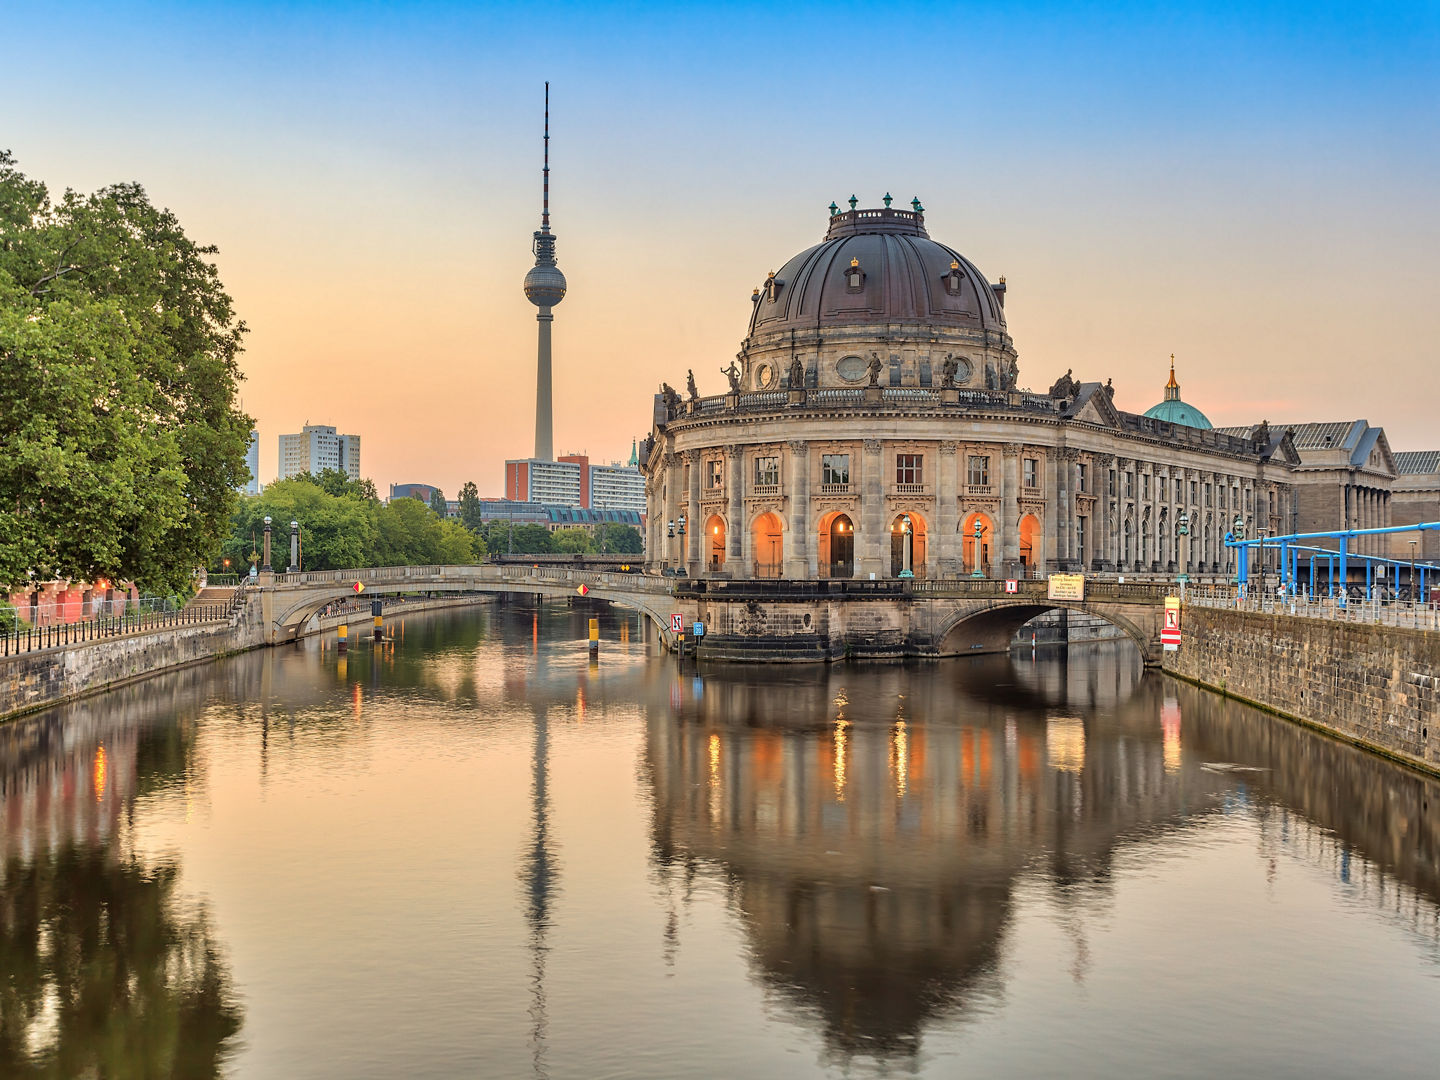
xmin=542 ymin=80 xmax=551 ymax=233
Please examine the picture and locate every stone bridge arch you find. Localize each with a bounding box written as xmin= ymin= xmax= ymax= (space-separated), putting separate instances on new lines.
xmin=928 ymin=599 xmax=1162 ymax=664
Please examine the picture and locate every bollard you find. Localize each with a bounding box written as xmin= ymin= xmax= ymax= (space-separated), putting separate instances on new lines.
xmin=589 ymin=617 xmax=599 ymax=659
xmin=337 ymin=623 xmax=348 ymax=653
xmin=372 ymin=599 xmax=384 ymax=641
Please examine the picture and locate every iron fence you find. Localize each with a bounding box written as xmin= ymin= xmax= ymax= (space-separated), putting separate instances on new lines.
xmin=1 ymin=604 xmax=234 ymax=657
xmin=1186 ymin=585 xmax=1440 ymax=631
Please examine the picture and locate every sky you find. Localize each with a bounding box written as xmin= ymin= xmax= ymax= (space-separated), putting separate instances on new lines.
xmin=5 ymin=1 xmax=1438 ymax=496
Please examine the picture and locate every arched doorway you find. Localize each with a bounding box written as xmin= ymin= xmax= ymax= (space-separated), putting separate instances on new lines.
xmin=1018 ymin=514 xmax=1039 ymax=572
xmin=752 ymin=512 xmax=784 ymax=578
xmin=890 ymin=513 xmax=928 ymax=578
xmin=706 ymin=514 xmax=726 ymax=572
xmin=818 ymin=512 xmax=855 ymax=579
xmin=962 ymin=512 xmax=993 ymax=577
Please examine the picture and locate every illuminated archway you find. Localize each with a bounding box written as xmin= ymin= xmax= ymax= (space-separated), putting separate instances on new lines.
xmin=752 ymin=512 xmax=784 ymax=578
xmin=817 ymin=511 xmax=855 ymax=579
xmin=706 ymin=514 xmax=726 ymax=572
xmin=1018 ymin=514 xmax=1040 ymax=571
xmin=962 ymin=512 xmax=994 ymax=576
xmin=889 ymin=513 xmax=928 ymax=578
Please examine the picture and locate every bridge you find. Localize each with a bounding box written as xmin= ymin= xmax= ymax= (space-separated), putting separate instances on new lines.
xmin=259 ymin=564 xmax=1174 ymax=662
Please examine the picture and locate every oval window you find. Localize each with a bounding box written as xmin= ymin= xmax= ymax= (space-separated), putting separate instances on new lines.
xmin=835 ymin=355 xmax=867 ymax=382
xmin=953 ymin=357 xmax=973 ymax=383
xmin=756 ymin=364 xmax=774 ymax=389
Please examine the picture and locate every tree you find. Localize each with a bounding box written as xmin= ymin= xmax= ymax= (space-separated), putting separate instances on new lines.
xmin=458 ymin=481 xmax=483 ymax=531
xmin=293 ymin=468 xmax=377 ymax=501
xmin=594 ymin=522 xmax=644 ymax=554
xmin=0 ymin=152 xmax=252 ymax=592
xmin=428 ymin=487 xmax=448 ymax=517
xmin=232 ymin=479 xmax=377 ymax=571
xmin=482 ymin=521 xmax=553 ymax=555
xmin=552 ymin=527 xmax=594 ymax=554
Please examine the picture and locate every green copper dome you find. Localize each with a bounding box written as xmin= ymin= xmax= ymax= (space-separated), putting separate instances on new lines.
xmin=1142 ymin=358 xmax=1212 ymax=430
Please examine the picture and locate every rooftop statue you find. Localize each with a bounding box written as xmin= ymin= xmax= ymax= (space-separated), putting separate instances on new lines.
xmin=789 ymin=356 xmax=805 ymax=389
xmin=686 ymin=369 xmax=699 ymax=401
xmin=1048 ymin=369 xmax=1077 ymax=399
xmin=940 ymin=356 xmax=957 ymax=388
xmin=867 ymin=352 xmax=883 ymax=387
xmin=660 ymin=382 xmax=680 ymax=414
xmin=721 ymin=360 xmax=741 ymax=394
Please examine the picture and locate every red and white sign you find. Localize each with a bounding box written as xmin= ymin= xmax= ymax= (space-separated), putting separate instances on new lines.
xmin=1161 ymin=596 xmax=1182 ymax=646
xmin=670 ymin=613 xmax=684 ymax=633
xmin=1004 ymin=579 xmax=1019 ymax=593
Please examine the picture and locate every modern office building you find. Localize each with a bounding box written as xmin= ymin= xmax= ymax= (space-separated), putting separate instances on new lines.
xmin=505 ymin=453 xmax=645 ymax=514
xmin=242 ymin=431 xmax=260 ymax=495
xmin=389 ymin=483 xmax=442 ymax=504
xmin=278 ymin=424 xmax=362 ymax=482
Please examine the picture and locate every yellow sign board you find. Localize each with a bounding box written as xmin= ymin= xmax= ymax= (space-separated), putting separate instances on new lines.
xmin=1047 ymin=573 xmax=1085 ymax=601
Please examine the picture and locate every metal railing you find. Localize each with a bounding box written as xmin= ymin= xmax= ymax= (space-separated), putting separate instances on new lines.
xmin=1187 ymin=585 xmax=1440 ymax=631
xmin=1 ymin=603 xmax=235 ymax=658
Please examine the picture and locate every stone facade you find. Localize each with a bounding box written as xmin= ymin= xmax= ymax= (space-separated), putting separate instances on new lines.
xmin=1163 ymin=605 xmax=1440 ymax=773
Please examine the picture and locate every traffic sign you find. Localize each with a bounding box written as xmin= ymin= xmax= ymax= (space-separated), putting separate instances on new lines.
xmin=1004 ymin=579 xmax=1018 ymax=593
xmin=670 ymin=613 xmax=684 ymax=633
xmin=576 ymin=584 xmax=589 ymax=596
xmin=693 ymin=621 xmax=705 ymax=638
xmin=1161 ymin=596 xmax=1182 ymax=646
xmin=352 ymin=581 xmax=365 ymax=594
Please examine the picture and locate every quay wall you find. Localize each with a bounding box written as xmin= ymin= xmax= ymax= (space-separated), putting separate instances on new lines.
xmin=1162 ymin=606 xmax=1440 ymax=773
xmin=0 ymin=594 xmax=489 ymax=723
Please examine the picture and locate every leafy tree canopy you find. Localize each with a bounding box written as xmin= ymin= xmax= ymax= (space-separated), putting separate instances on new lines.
xmin=552 ymin=527 xmax=593 ymax=554
xmin=428 ymin=487 xmax=447 ymax=517
xmin=457 ymin=481 xmax=483 ymax=531
xmin=481 ymin=521 xmax=554 ymax=555
xmin=291 ymin=468 xmax=378 ymax=501
xmin=0 ymin=151 xmax=252 ymax=592
xmin=594 ymin=522 xmax=644 ymax=554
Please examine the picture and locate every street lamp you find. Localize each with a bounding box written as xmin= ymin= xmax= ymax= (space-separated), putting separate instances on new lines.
xmin=261 ymin=516 xmax=273 ymax=572
xmin=899 ymin=514 xmax=915 ymax=579
xmin=1230 ymin=515 xmax=1246 ymax=586
xmin=1175 ymin=511 xmax=1190 ymax=598
xmin=677 ymin=514 xmax=687 ymax=574
xmin=970 ymin=517 xmax=985 ymax=579
xmin=288 ymin=520 xmax=299 ymax=573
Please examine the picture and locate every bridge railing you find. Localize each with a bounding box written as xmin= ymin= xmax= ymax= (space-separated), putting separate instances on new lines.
xmin=1 ymin=604 xmax=234 ymax=658
xmin=1187 ymin=586 xmax=1440 ymax=631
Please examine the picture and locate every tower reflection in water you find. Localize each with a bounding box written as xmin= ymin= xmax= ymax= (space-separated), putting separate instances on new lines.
xmin=643 ymin=644 xmax=1440 ymax=1064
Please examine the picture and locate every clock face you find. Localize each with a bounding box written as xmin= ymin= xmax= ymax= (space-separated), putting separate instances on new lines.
xmin=836 ymin=355 xmax=866 ymax=382
xmin=756 ymin=364 xmax=774 ymax=389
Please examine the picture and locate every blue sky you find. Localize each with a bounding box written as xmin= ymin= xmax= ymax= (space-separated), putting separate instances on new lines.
xmin=6 ymin=1 xmax=1438 ymax=492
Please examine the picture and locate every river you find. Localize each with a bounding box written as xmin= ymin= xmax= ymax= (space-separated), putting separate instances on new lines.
xmin=2 ymin=601 xmax=1439 ymax=1078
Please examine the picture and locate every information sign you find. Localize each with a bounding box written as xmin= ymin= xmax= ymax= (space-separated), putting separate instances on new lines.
xmin=1161 ymin=596 xmax=1182 ymax=646
xmin=693 ymin=622 xmax=705 ymax=638
xmin=1047 ymin=573 xmax=1085 ymax=601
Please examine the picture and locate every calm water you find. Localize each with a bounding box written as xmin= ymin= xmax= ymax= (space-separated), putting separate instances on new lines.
xmin=4 ymin=603 xmax=1440 ymax=1078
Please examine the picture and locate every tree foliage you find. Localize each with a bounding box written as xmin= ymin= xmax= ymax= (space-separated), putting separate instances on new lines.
xmin=552 ymin=527 xmax=593 ymax=554
xmin=428 ymin=488 xmax=447 ymax=517
xmin=0 ymin=151 xmax=252 ymax=591
xmin=594 ymin=522 xmax=644 ymax=554
xmin=457 ymin=481 xmax=483 ymax=531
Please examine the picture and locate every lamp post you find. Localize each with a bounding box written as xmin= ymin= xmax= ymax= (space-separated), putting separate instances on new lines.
xmin=288 ymin=520 xmax=299 ymax=573
xmin=899 ymin=514 xmax=914 ymax=579
xmin=666 ymin=519 xmax=675 ymax=573
xmin=677 ymin=514 xmax=687 ymax=575
xmin=1410 ymin=538 xmax=1419 ymax=604
xmin=261 ymin=516 xmax=273 ymax=572
xmin=1175 ymin=511 xmax=1190 ymax=600
xmin=1230 ymin=515 xmax=1246 ymax=590
xmin=970 ymin=517 xmax=985 ymax=579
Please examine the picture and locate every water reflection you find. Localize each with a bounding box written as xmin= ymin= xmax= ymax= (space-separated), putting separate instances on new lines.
xmin=0 ymin=679 xmax=242 ymax=1075
xmin=645 ymin=643 xmax=1440 ymax=1064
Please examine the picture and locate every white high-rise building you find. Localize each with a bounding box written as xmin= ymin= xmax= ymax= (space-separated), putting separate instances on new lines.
xmin=278 ymin=424 xmax=362 ymax=482
xmin=242 ymin=430 xmax=261 ymax=495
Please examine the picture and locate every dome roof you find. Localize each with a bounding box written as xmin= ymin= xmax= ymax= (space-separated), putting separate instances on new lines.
xmin=1142 ymin=359 xmax=1212 ymax=429
xmin=745 ymin=205 xmax=1006 ymax=338
xmin=524 ymin=263 xmax=567 ymax=307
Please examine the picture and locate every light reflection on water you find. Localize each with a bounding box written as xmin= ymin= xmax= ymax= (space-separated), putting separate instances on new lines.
xmin=1 ymin=602 xmax=1439 ymax=1078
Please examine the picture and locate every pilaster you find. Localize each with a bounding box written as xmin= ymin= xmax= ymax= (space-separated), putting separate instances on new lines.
xmin=936 ymin=441 xmax=960 ymax=576
xmin=786 ymin=440 xmax=811 ymax=579
xmin=1001 ymin=445 xmax=1021 ymax=575
xmin=860 ymin=439 xmax=885 ymax=578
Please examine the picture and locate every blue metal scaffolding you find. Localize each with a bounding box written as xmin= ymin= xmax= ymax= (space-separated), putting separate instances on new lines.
xmin=1225 ymin=522 xmax=1440 ymax=605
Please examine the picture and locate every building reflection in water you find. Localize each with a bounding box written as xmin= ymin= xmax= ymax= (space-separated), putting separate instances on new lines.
xmin=643 ymin=642 xmax=1440 ymax=1065
xmin=0 ymin=672 xmax=243 ymax=1075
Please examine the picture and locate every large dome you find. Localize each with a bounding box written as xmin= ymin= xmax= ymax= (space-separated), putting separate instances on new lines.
xmin=746 ymin=206 xmax=1006 ymax=336
xmin=1142 ymin=359 xmax=1212 ymax=430
xmin=738 ymin=202 xmax=1017 ymax=394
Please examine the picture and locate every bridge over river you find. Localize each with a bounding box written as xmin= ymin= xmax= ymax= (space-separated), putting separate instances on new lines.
xmin=263 ymin=564 xmax=1173 ymax=663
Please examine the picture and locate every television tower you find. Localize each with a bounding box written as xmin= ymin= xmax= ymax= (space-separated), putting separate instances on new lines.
xmin=523 ymin=82 xmax=566 ymax=462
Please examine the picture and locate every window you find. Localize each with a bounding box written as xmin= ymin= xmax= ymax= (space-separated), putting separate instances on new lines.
xmin=1190 ymin=480 xmax=1198 ymax=505
xmin=1124 ymin=472 xmax=1133 ymax=498
xmin=896 ymin=454 xmax=923 ymax=485
xmin=1108 ymin=469 xmax=1117 ymax=496
xmin=1159 ymin=476 xmax=1168 ymax=501
xmin=822 ymin=454 xmax=850 ymax=486
xmin=706 ymin=460 xmax=723 ymax=490
xmin=1205 ymin=483 xmax=1213 ymax=507
xmin=1023 ymin=457 xmax=1039 ymax=488
xmin=1246 ymin=488 xmax=1253 ymax=511
xmin=755 ymin=455 xmax=779 ymax=487
xmin=1142 ymin=473 xmax=1150 ymax=500
xmin=967 ymin=455 xmax=990 ymax=486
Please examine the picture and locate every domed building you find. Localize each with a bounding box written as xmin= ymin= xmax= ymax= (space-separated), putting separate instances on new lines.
xmin=1142 ymin=358 xmax=1212 ymax=430
xmin=641 ymin=200 xmax=1299 ymax=585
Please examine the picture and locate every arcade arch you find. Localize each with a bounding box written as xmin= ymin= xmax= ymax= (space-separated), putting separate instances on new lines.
xmin=752 ymin=512 xmax=784 ymax=578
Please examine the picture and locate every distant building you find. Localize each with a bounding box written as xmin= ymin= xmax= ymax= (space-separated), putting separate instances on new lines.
xmin=389 ymin=483 xmax=442 ymax=504
xmin=1393 ymin=452 xmax=1440 ymax=560
xmin=278 ymin=424 xmax=361 ymax=482
xmin=472 ymin=498 xmax=643 ymax=536
xmin=505 ymin=452 xmax=645 ymax=514
xmin=242 ymin=431 xmax=260 ymax=495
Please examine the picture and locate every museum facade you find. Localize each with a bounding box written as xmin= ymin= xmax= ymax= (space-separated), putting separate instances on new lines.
xmin=641 ymin=202 xmax=1302 ymax=581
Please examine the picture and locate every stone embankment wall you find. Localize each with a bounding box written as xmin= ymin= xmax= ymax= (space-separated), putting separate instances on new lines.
xmin=0 ymin=594 xmax=489 ymax=723
xmin=1163 ymin=606 xmax=1440 ymax=773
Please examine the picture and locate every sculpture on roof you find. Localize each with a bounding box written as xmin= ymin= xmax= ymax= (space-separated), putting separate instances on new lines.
xmin=789 ymin=356 xmax=805 ymax=389
xmin=867 ymin=352 xmax=883 ymax=387
xmin=940 ymin=355 xmax=957 ymax=388
xmin=1000 ymin=357 xmax=1018 ymax=391
xmin=1104 ymin=378 xmax=1114 ymax=399
xmin=721 ymin=360 xmax=741 ymax=394
xmin=1048 ymin=369 xmax=1077 ymax=399
xmin=660 ymin=382 xmax=680 ymax=414
xmin=686 ymin=369 xmax=699 ymax=401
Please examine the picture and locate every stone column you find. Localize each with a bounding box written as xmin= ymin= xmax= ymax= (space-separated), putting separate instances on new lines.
xmin=685 ymin=451 xmax=701 ymax=575
xmin=1044 ymin=447 xmax=1061 ymax=572
xmin=1001 ymin=445 xmax=1020 ymax=575
xmin=1059 ymin=449 xmax=1077 ymax=569
xmin=786 ymin=440 xmax=811 ymax=579
xmin=936 ymin=441 xmax=960 ymax=576
xmin=662 ymin=454 xmax=681 ymax=571
xmin=860 ymin=439 xmax=885 ymax=578
xmin=1095 ymin=454 xmax=1115 ymax=571
xmin=728 ymin=448 xmax=744 ymax=573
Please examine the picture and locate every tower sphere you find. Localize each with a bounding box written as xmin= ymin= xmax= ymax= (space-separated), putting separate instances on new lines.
xmin=524 ymin=263 xmax=567 ymax=307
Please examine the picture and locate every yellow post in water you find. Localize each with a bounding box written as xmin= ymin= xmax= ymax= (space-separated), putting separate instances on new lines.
xmin=337 ymin=623 xmax=348 ymax=653
xmin=589 ymin=617 xmax=599 ymax=658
